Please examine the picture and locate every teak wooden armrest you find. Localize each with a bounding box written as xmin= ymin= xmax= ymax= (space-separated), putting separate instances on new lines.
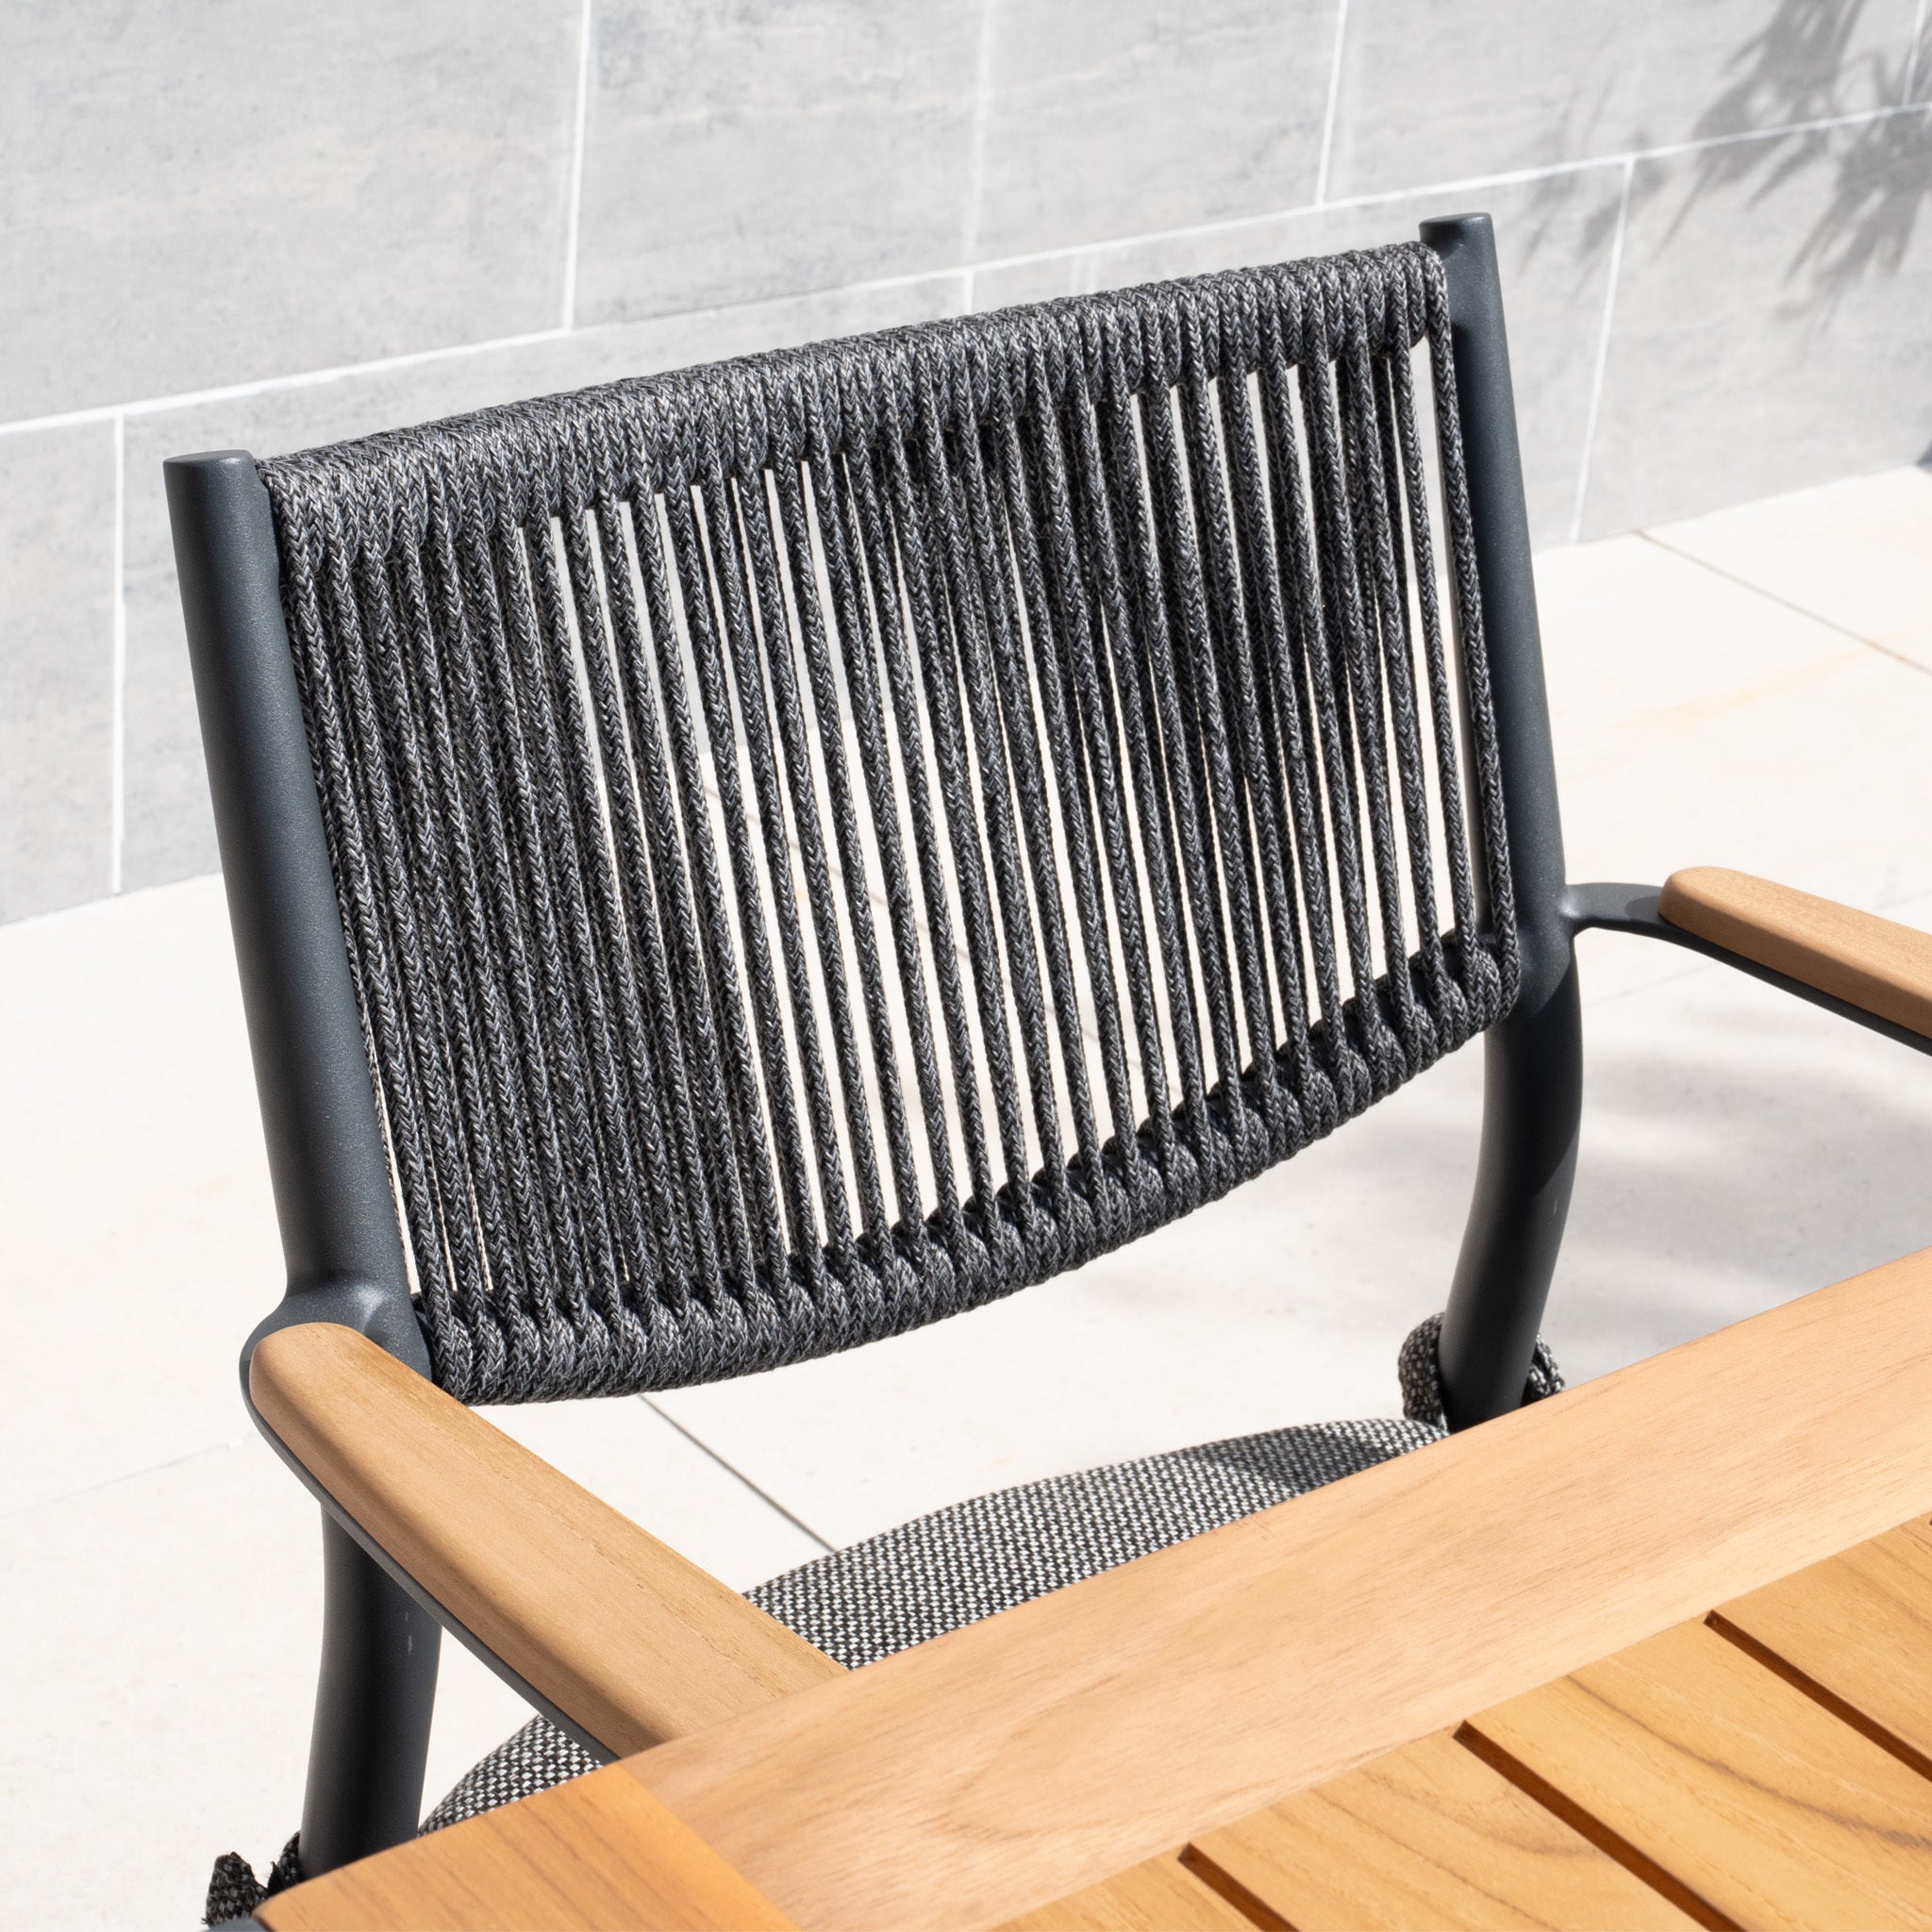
xmin=1660 ymin=866 xmax=1932 ymax=1041
xmin=249 ymin=1324 xmax=841 ymax=1757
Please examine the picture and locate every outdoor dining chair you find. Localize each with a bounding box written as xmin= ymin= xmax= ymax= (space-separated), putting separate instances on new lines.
xmin=170 ymin=213 xmax=1932 ymax=1917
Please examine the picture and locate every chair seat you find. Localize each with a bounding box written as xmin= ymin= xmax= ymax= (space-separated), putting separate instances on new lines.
xmin=419 ymin=1413 xmax=1441 ymax=1836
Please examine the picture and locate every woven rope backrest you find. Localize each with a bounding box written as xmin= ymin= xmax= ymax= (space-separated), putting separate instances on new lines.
xmin=258 ymin=242 xmax=1517 ymax=1405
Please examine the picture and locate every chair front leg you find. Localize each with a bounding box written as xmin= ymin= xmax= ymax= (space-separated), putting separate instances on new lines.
xmin=298 ymin=1512 xmax=441 ymax=1877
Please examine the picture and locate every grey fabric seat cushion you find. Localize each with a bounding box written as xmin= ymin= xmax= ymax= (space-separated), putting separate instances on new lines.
xmin=420 ymin=1413 xmax=1441 ymax=1835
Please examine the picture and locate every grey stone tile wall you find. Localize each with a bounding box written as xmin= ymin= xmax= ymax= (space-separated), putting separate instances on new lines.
xmin=3 ymin=0 xmax=1928 ymax=918
xmin=972 ymin=0 xmax=1338 ymax=258
xmin=1326 ymin=0 xmax=1921 ymax=197
xmin=1583 ymin=110 xmax=1932 ymax=535
xmin=575 ymin=0 xmax=984 ymax=321
xmin=1 ymin=0 xmax=585 ymax=422
xmin=0 ymin=426 xmax=115 ymax=918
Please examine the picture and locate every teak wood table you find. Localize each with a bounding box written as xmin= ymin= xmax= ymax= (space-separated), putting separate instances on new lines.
xmin=255 ymin=1247 xmax=1932 ymax=1931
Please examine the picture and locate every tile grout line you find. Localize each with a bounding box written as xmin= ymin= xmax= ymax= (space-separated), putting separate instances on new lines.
xmin=1639 ymin=529 xmax=1932 ymax=680
xmin=1 ymin=1437 xmax=246 ymax=1526
xmin=0 ymin=323 xmax=588 ymax=441
xmin=559 ymin=0 xmax=595 ymax=332
xmin=960 ymin=0 xmax=1001 ymax=311
xmin=4 ymin=100 xmax=1927 ymax=445
xmin=1312 ymin=0 xmax=1350 ymax=206
xmin=1569 ymin=155 xmax=1635 ymax=544
xmin=109 ymin=411 xmax=126 ymax=895
xmin=637 ymin=1395 xmax=837 ymax=1553
xmin=1905 ymin=0 xmax=1927 ymax=106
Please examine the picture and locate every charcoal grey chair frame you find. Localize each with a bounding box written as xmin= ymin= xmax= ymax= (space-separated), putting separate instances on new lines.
xmin=166 ymin=212 xmax=1925 ymax=1881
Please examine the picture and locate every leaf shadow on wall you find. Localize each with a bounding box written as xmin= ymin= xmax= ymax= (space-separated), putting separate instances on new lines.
xmin=1671 ymin=0 xmax=1928 ymax=323
xmin=1511 ymin=0 xmax=1929 ymax=326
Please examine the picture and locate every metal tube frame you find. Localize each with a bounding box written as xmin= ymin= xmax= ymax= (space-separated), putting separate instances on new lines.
xmin=166 ymin=452 xmax=441 ymax=1875
xmin=1418 ymin=214 xmax=1930 ymax=1431
xmin=1422 ymin=214 xmax=1583 ymax=1431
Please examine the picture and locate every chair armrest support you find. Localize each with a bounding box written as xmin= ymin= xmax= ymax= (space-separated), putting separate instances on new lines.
xmin=1564 ymin=876 xmax=1932 ymax=1058
xmin=1657 ymin=868 xmax=1932 ymax=1041
xmin=249 ymin=1324 xmax=841 ymax=1759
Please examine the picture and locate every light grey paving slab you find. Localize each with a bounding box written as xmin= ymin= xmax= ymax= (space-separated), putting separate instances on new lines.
xmin=0 ymin=0 xmax=583 ymax=423
xmin=119 ymin=275 xmax=968 ymax=889
xmin=0 ymin=424 xmax=114 ymax=920
xmin=1581 ymin=109 xmax=1932 ymax=536
xmin=0 ymin=878 xmax=280 ymax=1518
xmin=574 ymin=0 xmax=982 ymax=326
xmin=1914 ymin=3 xmax=1932 ymax=105
xmin=971 ymin=0 xmax=1336 ymax=262
xmin=0 ymin=1442 xmax=320 ymax=1929
xmin=482 ymin=1396 xmax=830 ymax=1587
xmin=0 ymin=1433 xmax=545 ymax=1930
xmin=1323 ymin=0 xmax=1920 ymax=199
xmin=972 ymin=168 xmax=1624 ymax=546
xmin=1556 ymin=919 xmax=1932 ymax=1389
xmin=1646 ymin=463 xmax=1932 ymax=672
xmin=1534 ymin=525 xmax=1932 ymax=1008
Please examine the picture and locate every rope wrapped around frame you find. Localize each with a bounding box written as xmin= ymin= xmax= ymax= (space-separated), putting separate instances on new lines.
xmin=258 ymin=242 xmax=1518 ymax=1405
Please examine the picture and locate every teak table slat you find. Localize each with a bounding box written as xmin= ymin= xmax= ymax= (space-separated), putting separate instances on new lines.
xmin=1712 ymin=1517 xmax=1932 ymax=1779
xmin=1463 ymin=1619 xmax=1932 ymax=1930
xmin=256 ymin=1248 xmax=1932 ymax=1930
xmin=993 ymin=1855 xmax=1257 ymax=1931
xmin=256 ymin=1765 xmax=792 ymax=1932
xmin=1185 ymin=1730 xmax=1699 ymax=1931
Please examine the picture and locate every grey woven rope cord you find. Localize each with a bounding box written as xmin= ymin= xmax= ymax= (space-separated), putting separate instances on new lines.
xmin=939 ymin=446 xmax=1080 ymax=1246
xmin=1076 ymin=330 xmax=1221 ymax=1175
xmin=892 ymin=384 xmax=1041 ymax=1259
xmin=1173 ymin=311 xmax=1298 ymax=1157
xmin=1018 ymin=356 xmax=1184 ymax=1196
xmin=574 ymin=487 xmax=722 ymax=1324
xmin=1129 ymin=300 xmax=1273 ymax=1176
xmin=695 ymin=455 xmax=857 ymax=1307
xmin=1233 ymin=296 xmax=1353 ymax=1126
xmin=1198 ymin=285 xmax=1326 ymax=1130
xmin=1418 ymin=264 xmax=1518 ymax=1001
xmin=1266 ymin=298 xmax=1386 ymax=1110
xmin=413 ymin=488 xmax=570 ymax=1393
xmin=557 ymin=452 xmax=710 ymax=1310
xmin=1307 ymin=263 xmax=1423 ymax=1085
xmin=763 ymin=437 xmax=908 ymax=1260
xmin=858 ymin=430 xmax=1005 ymax=1261
xmin=839 ymin=437 xmax=978 ymax=1259
xmin=791 ymin=410 xmax=934 ymax=1271
xmin=991 ymin=401 xmax=1142 ymax=1233
xmin=967 ymin=408 xmax=1108 ymax=1204
xmin=259 ymin=242 xmax=1518 ymax=1403
xmin=943 ymin=396 xmax=1085 ymax=1240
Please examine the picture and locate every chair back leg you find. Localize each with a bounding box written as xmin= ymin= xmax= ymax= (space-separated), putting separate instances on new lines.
xmin=1441 ymin=964 xmax=1583 ymax=1428
xmin=1421 ymin=215 xmax=1584 ymax=1429
xmin=167 ymin=453 xmax=442 ymax=1868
